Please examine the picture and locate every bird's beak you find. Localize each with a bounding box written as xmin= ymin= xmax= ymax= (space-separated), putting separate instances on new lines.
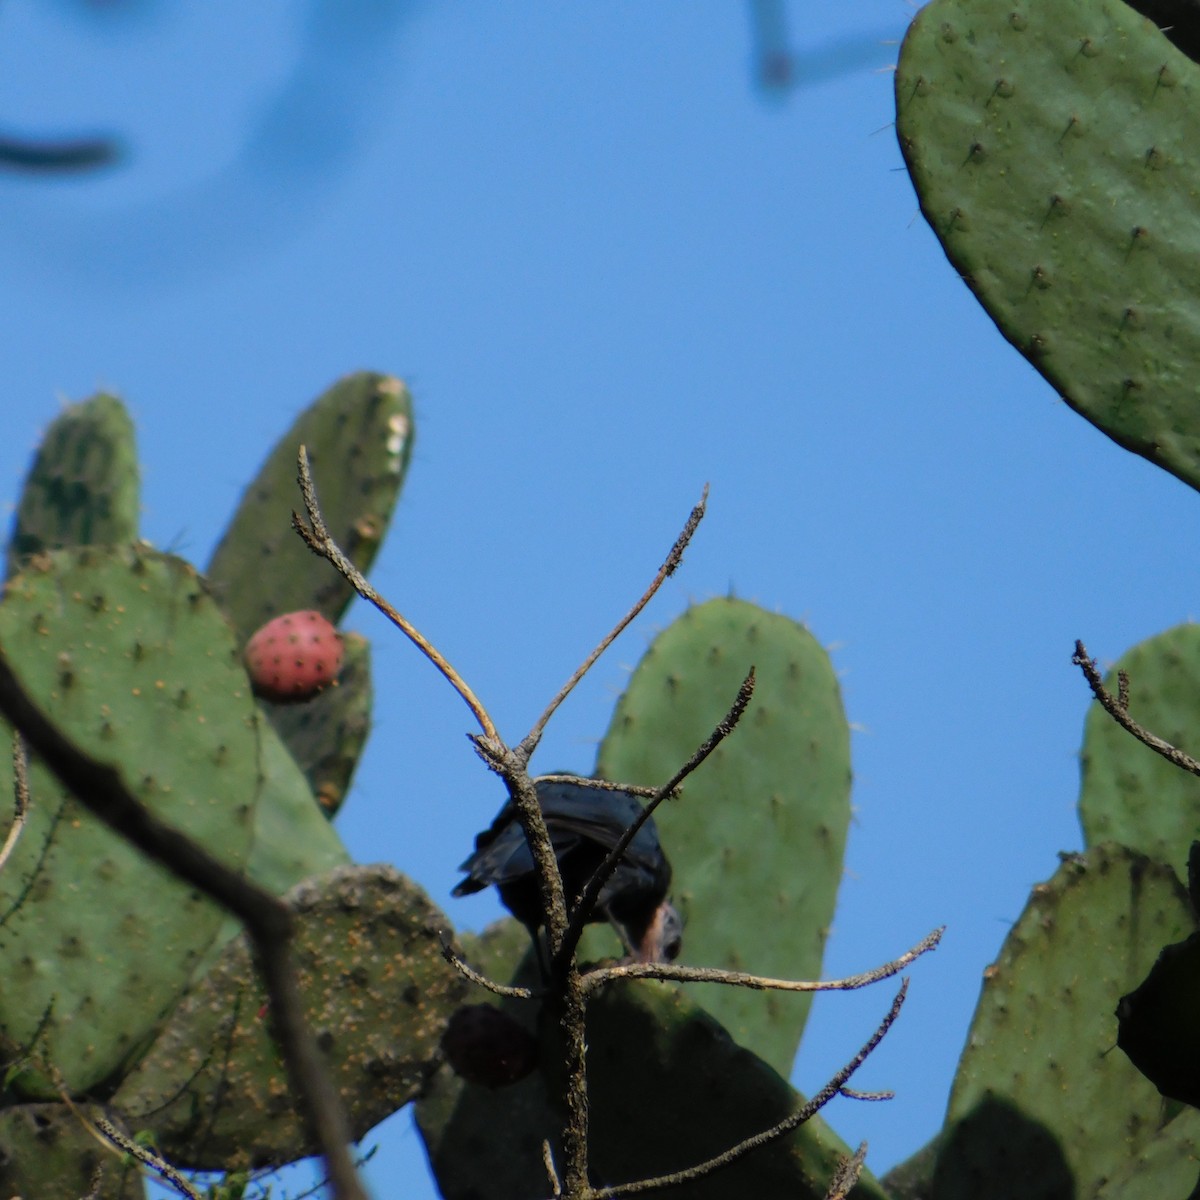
xmin=633 ymin=900 xmax=684 ymax=964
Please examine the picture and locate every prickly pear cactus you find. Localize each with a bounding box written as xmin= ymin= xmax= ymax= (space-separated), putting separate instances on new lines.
xmin=596 ymin=597 xmax=852 ymax=1075
xmin=114 ymin=866 xmax=466 ymax=1170
xmin=895 ymin=0 xmax=1200 ymax=493
xmin=1092 ymin=1106 xmax=1200 ymax=1200
xmin=1077 ymin=624 xmax=1200 ymax=882
xmin=0 ymin=378 xmax=475 ymax=1198
xmin=207 ymin=371 xmax=414 ymax=642
xmin=206 ymin=371 xmax=407 ymax=805
xmin=417 ymin=924 xmax=888 ymax=1200
xmin=930 ymin=845 xmax=1195 ymax=1200
xmin=6 ymin=392 xmax=139 ymax=577
xmin=0 ymin=545 xmax=262 ymax=1097
xmin=0 ymin=1104 xmax=144 ymax=1200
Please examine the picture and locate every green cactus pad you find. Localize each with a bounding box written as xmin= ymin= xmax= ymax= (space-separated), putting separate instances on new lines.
xmin=113 ymin=865 xmax=468 ymax=1171
xmin=1078 ymin=624 xmax=1200 ymax=881
xmin=197 ymin=714 xmax=353 ymax=980
xmin=260 ymin=632 xmax=372 ymax=817
xmin=1092 ymin=1106 xmax=1200 ymax=1200
xmin=896 ymin=0 xmax=1200 ymax=493
xmin=6 ymin=392 xmax=139 ymax=577
xmin=0 ymin=1103 xmax=145 ymax=1200
xmin=207 ymin=372 xmax=414 ymax=642
xmin=0 ymin=546 xmax=260 ymax=1096
xmin=418 ymin=968 xmax=887 ymax=1200
xmin=931 ymin=845 xmax=1195 ymax=1200
xmin=595 ymin=597 xmax=852 ymax=1075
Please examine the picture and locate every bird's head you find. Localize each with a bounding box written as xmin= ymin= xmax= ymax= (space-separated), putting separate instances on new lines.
xmin=633 ymin=899 xmax=683 ymax=964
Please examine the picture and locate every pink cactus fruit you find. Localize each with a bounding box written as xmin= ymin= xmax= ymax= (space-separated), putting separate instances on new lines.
xmin=440 ymin=1003 xmax=538 ymax=1088
xmin=244 ymin=610 xmax=344 ymax=703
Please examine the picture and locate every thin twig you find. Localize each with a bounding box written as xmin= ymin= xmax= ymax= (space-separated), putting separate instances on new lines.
xmin=558 ymin=669 xmax=756 ymax=967
xmin=1073 ymin=640 xmax=1200 ymax=776
xmin=590 ymin=982 xmax=909 ymax=1198
xmin=0 ymin=732 xmax=31 ymax=873
xmin=293 ymin=444 xmax=499 ymax=742
xmin=838 ymin=1088 xmax=892 ymax=1102
xmin=439 ymin=936 xmax=539 ymax=999
xmin=581 ymin=927 xmax=943 ymax=995
xmin=543 ymin=1140 xmax=563 ymax=1198
xmin=824 ymin=1142 xmax=868 ymax=1200
xmin=92 ymin=1116 xmax=202 ymax=1200
xmin=517 ymin=486 xmax=709 ymax=762
xmin=0 ymin=653 xmax=367 ymax=1200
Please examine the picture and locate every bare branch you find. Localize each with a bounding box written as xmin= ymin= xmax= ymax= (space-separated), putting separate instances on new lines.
xmin=825 ymin=1142 xmax=868 ymax=1200
xmin=0 ymin=733 xmax=31 ymax=873
xmin=92 ymin=1115 xmax=202 ymax=1200
xmin=581 ymin=927 xmax=943 ymax=995
xmin=1073 ymin=640 xmax=1200 ymax=775
xmin=0 ymin=653 xmax=367 ymax=1200
xmin=440 ymin=935 xmax=540 ymax=1000
xmin=558 ymin=668 xmax=756 ymax=967
xmin=591 ymin=982 xmax=909 ymax=1197
xmin=293 ymin=444 xmax=499 ymax=742
xmin=517 ymin=486 xmax=709 ymax=761
xmin=838 ymin=1088 xmax=892 ymax=1102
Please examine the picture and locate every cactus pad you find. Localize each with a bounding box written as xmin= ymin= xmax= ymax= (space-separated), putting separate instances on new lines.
xmin=113 ymin=865 xmax=468 ymax=1170
xmin=0 ymin=546 xmax=260 ymax=1096
xmin=206 ymin=372 xmax=414 ymax=642
xmin=596 ymin=597 xmax=851 ymax=1075
xmin=1077 ymin=623 xmax=1200 ymax=882
xmin=896 ymin=0 xmax=1200 ymax=492
xmin=0 ymin=1103 xmax=144 ymax=1200
xmin=931 ymin=845 xmax=1195 ymax=1200
xmin=6 ymin=392 xmax=139 ymax=577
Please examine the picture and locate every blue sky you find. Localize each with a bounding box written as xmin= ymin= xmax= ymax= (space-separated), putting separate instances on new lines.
xmin=2 ymin=2 xmax=1198 ymax=1196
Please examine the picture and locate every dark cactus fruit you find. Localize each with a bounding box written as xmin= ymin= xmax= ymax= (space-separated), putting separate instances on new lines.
xmin=441 ymin=1005 xmax=538 ymax=1089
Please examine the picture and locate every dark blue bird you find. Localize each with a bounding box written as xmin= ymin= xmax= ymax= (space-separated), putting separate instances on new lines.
xmin=453 ymin=778 xmax=682 ymax=965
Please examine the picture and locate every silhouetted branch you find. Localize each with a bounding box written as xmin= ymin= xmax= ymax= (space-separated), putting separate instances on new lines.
xmin=0 ymin=654 xmax=367 ymax=1200
xmin=1073 ymin=640 xmax=1200 ymax=775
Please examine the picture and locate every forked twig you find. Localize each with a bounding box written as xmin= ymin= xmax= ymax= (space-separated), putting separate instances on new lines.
xmin=0 ymin=733 xmax=31 ymax=873
xmin=1072 ymin=640 xmax=1200 ymax=776
xmin=558 ymin=668 xmax=756 ymax=966
xmin=580 ymin=927 xmax=943 ymax=995
xmin=292 ymin=445 xmax=499 ymax=743
xmin=589 ymin=982 xmax=909 ymax=1198
xmin=517 ymin=486 xmax=709 ymax=761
